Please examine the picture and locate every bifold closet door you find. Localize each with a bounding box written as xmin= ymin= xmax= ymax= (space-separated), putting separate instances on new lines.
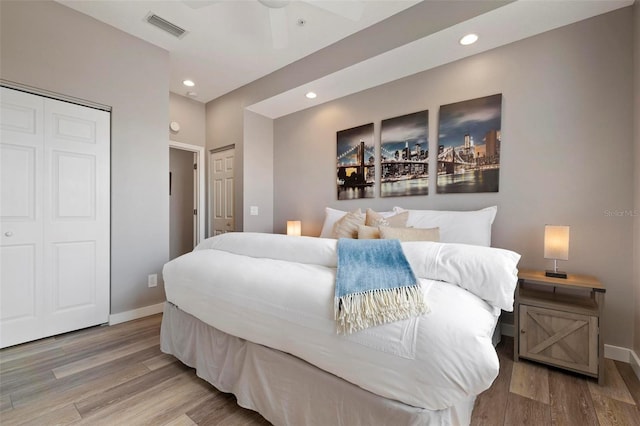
xmin=0 ymin=87 xmax=110 ymax=348
xmin=0 ymin=88 xmax=45 ymax=346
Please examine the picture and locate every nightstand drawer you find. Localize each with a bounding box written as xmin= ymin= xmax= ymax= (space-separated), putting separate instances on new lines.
xmin=519 ymin=305 xmax=598 ymax=376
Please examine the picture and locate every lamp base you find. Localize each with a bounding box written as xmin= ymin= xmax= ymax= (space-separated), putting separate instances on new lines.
xmin=545 ymin=270 xmax=567 ymax=279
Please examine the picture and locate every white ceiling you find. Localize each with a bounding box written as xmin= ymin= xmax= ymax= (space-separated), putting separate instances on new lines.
xmin=55 ymin=0 xmax=634 ymax=113
xmin=56 ymin=0 xmax=420 ymax=102
xmin=248 ymin=0 xmax=635 ymax=118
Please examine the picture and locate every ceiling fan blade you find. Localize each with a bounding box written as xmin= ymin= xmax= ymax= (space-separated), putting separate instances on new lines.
xmin=305 ymin=0 xmax=364 ymax=21
xmin=258 ymin=0 xmax=291 ymax=8
xmin=268 ymin=8 xmax=289 ymax=49
xmin=182 ymin=0 xmax=222 ymax=9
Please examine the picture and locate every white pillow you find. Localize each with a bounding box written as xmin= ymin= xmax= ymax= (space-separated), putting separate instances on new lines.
xmin=393 ymin=206 xmax=497 ymax=247
xmin=401 ymin=241 xmax=520 ymax=311
xmin=319 ymin=207 xmax=394 ymax=238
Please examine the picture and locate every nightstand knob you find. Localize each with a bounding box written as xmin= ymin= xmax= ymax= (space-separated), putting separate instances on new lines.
xmin=520 ymin=329 xmax=526 ymax=334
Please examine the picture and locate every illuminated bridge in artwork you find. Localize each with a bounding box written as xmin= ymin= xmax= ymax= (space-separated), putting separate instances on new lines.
xmin=337 ymin=141 xmax=375 ymax=188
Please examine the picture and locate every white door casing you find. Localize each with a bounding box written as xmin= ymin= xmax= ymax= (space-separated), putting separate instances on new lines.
xmin=0 ymin=87 xmax=110 ymax=348
xmin=209 ymin=147 xmax=235 ymax=236
xmin=169 ymin=141 xmax=205 ymax=246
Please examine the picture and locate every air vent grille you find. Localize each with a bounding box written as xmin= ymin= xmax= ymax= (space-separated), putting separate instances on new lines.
xmin=146 ymin=13 xmax=187 ymax=38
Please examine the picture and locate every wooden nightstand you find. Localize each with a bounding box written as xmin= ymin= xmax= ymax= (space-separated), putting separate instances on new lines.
xmin=514 ymin=269 xmax=606 ymax=384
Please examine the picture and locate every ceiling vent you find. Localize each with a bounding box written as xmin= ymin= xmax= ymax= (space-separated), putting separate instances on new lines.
xmin=145 ymin=13 xmax=187 ymax=38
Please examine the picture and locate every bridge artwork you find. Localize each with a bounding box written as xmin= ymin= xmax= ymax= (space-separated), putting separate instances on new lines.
xmin=337 ymin=123 xmax=375 ymax=200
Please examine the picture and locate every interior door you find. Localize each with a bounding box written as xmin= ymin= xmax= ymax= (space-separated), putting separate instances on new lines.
xmin=0 ymin=88 xmax=46 ymax=346
xmin=0 ymin=87 xmax=110 ymax=348
xmin=209 ymin=148 xmax=235 ymax=236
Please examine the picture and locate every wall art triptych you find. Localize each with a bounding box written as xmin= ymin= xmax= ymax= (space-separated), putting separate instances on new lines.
xmin=336 ymin=93 xmax=502 ymax=199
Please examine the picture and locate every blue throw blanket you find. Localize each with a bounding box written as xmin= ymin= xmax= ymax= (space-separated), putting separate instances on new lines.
xmin=335 ymin=238 xmax=428 ymax=334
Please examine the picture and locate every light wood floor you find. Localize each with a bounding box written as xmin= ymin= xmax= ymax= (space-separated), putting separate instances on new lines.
xmin=472 ymin=335 xmax=640 ymax=426
xmin=0 ymin=314 xmax=638 ymax=425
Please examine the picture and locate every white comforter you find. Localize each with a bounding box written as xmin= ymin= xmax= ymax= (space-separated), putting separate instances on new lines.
xmin=162 ymin=233 xmax=520 ymax=410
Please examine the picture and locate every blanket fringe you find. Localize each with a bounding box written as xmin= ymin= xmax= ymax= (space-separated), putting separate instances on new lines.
xmin=334 ymin=285 xmax=429 ymax=335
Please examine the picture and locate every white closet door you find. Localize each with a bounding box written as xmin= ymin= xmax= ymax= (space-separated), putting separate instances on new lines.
xmin=0 ymin=88 xmax=45 ymax=346
xmin=0 ymin=87 xmax=110 ymax=348
xmin=43 ymin=97 xmax=110 ymax=336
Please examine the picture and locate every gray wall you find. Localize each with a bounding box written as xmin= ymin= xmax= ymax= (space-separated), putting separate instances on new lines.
xmin=634 ymin=1 xmax=640 ymax=356
xmin=274 ymin=9 xmax=635 ymax=348
xmin=243 ymin=110 xmax=274 ymax=232
xmin=170 ymin=93 xmax=205 ymax=148
xmin=204 ymin=1 xmax=510 ymax=232
xmin=0 ymin=0 xmax=170 ymax=314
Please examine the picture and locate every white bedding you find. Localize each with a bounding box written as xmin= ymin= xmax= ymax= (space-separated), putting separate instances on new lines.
xmin=162 ymin=232 xmax=520 ymax=411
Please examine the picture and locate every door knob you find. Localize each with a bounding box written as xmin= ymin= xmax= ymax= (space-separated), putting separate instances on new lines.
xmin=4 ymin=231 xmax=13 ymax=237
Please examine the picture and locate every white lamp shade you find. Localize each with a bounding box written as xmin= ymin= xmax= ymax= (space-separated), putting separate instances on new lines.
xmin=287 ymin=220 xmax=301 ymax=236
xmin=544 ymin=225 xmax=570 ymax=260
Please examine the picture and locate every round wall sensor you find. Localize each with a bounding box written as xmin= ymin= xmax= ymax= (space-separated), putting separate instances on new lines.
xmin=170 ymin=121 xmax=180 ymax=132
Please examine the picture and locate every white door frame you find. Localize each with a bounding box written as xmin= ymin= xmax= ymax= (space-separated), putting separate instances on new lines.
xmin=169 ymin=141 xmax=205 ymax=245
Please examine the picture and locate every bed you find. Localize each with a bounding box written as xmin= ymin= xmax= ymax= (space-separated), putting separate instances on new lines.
xmin=160 ymin=207 xmax=520 ymax=425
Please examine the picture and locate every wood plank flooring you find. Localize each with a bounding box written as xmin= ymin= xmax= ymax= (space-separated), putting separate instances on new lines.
xmin=472 ymin=336 xmax=640 ymax=426
xmin=1 ymin=314 xmax=638 ymax=425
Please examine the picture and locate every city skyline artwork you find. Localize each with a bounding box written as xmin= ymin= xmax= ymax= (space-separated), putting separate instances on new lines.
xmin=380 ymin=110 xmax=429 ymax=197
xmin=437 ymin=93 xmax=502 ymax=194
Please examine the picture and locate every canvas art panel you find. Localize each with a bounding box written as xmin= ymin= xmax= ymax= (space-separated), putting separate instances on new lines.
xmin=437 ymin=94 xmax=502 ymax=193
xmin=380 ymin=110 xmax=429 ymax=197
xmin=337 ymin=123 xmax=375 ymax=200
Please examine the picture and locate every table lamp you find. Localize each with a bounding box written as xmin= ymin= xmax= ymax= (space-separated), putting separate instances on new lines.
xmin=287 ymin=220 xmax=301 ymax=236
xmin=544 ymin=225 xmax=570 ymax=278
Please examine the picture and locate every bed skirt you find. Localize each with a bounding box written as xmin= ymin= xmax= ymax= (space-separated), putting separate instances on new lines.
xmin=160 ymin=302 xmax=475 ymax=426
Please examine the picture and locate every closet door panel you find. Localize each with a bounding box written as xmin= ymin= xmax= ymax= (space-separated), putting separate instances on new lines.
xmin=52 ymin=151 xmax=96 ymax=220
xmin=52 ymin=241 xmax=96 ymax=311
xmin=0 ymin=245 xmax=37 ymax=321
xmin=0 ymin=88 xmax=45 ymax=348
xmin=0 ymin=145 xmax=36 ymax=220
xmin=43 ymin=98 xmax=110 ymax=336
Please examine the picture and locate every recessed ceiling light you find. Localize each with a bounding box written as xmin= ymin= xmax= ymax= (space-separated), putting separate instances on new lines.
xmin=459 ymin=34 xmax=478 ymax=46
xmin=183 ymin=79 xmax=195 ymax=87
xmin=305 ymin=91 xmax=317 ymax=99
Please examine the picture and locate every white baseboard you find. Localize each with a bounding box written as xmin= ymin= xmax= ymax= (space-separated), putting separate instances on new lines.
xmin=604 ymin=344 xmax=631 ymax=362
xmin=631 ymin=349 xmax=640 ymax=381
xmin=605 ymin=345 xmax=640 ymax=382
xmin=109 ymin=302 xmax=165 ymax=325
